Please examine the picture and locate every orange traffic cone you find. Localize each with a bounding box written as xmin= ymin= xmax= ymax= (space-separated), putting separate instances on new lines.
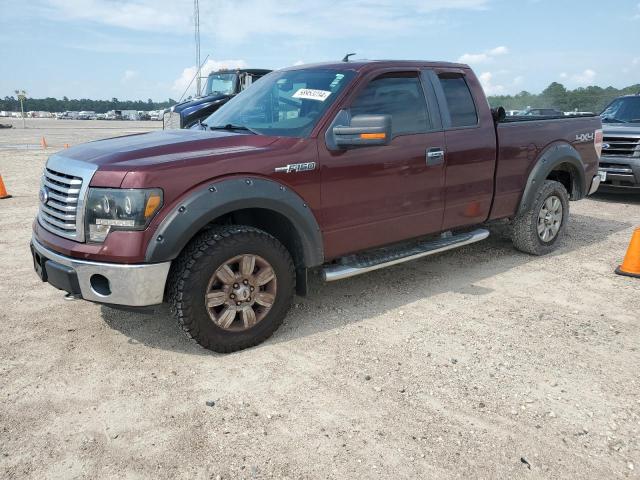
xmin=40 ymin=136 xmax=48 ymax=149
xmin=615 ymin=228 xmax=640 ymax=278
xmin=0 ymin=175 xmax=11 ymax=199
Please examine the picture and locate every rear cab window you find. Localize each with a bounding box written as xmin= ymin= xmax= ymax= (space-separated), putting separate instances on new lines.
xmin=350 ymin=72 xmax=431 ymax=136
xmin=437 ymin=74 xmax=478 ymax=128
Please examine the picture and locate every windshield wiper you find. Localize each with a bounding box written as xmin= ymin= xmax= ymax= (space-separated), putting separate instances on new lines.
xmin=209 ymin=123 xmax=258 ymax=134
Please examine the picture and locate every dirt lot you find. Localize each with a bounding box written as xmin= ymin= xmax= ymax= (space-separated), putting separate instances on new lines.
xmin=1 ymin=118 xmax=639 ymax=479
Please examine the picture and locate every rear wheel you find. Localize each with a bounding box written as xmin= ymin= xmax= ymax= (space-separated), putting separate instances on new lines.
xmin=168 ymin=225 xmax=295 ymax=353
xmin=511 ymin=180 xmax=570 ymax=255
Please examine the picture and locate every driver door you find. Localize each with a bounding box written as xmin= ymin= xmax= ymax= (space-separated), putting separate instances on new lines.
xmin=318 ymin=70 xmax=446 ymax=260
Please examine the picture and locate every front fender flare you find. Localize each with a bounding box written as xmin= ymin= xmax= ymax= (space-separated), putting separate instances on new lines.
xmin=145 ymin=177 xmax=324 ymax=266
xmin=517 ymin=143 xmax=586 ymax=215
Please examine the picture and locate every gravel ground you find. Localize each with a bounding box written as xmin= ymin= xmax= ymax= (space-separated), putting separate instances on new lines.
xmin=1 ymin=118 xmax=639 ymax=479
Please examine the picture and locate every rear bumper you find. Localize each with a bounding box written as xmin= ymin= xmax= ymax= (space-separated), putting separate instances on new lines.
xmin=588 ymin=174 xmax=601 ymax=195
xmin=31 ymin=237 xmax=171 ymax=306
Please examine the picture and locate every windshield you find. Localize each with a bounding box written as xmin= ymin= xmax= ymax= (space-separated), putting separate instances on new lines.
xmin=601 ymin=96 xmax=640 ymax=123
xmin=205 ymin=73 xmax=237 ymax=96
xmin=203 ymin=68 xmax=356 ymax=138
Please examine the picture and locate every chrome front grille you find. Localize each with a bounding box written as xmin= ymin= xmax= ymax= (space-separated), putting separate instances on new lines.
xmin=39 ymin=168 xmax=82 ymax=237
xmin=163 ymin=111 xmax=181 ymax=130
xmin=38 ymin=155 xmax=97 ymax=242
xmin=602 ymin=136 xmax=640 ymax=158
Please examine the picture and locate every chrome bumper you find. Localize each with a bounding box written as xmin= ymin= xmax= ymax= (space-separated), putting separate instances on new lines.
xmin=31 ymin=237 xmax=171 ymax=306
xmin=588 ymin=174 xmax=601 ymax=195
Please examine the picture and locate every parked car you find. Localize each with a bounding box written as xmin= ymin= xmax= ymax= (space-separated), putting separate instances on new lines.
xmin=565 ymin=110 xmax=595 ymax=116
xmin=31 ymin=60 xmax=602 ymax=352
xmin=598 ymin=94 xmax=640 ymax=192
xmin=105 ymin=110 xmax=122 ymax=121
xmin=163 ymin=68 xmax=271 ymax=129
xmin=77 ymin=111 xmax=96 ymax=120
xmin=521 ymin=108 xmax=564 ymax=117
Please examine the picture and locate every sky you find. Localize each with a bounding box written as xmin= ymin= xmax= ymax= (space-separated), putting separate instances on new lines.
xmin=1 ymin=0 xmax=639 ymax=101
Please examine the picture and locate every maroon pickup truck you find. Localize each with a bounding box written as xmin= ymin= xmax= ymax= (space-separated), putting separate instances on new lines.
xmin=31 ymin=60 xmax=603 ymax=352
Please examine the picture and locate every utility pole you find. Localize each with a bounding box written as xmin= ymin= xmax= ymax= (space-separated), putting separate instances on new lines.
xmin=14 ymin=89 xmax=27 ymax=128
xmin=194 ymin=0 xmax=202 ymax=97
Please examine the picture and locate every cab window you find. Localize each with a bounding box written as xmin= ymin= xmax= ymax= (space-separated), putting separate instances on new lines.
xmin=438 ymin=74 xmax=478 ymax=128
xmin=350 ymin=72 xmax=430 ymax=135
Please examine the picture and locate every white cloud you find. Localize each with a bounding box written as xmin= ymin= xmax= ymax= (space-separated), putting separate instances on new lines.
xmin=572 ymin=69 xmax=596 ymax=86
xmin=478 ymin=72 xmax=506 ymax=95
xmin=172 ymin=58 xmax=247 ymax=96
xmin=121 ymin=70 xmax=138 ymax=82
xmin=459 ymin=53 xmax=490 ymax=64
xmin=488 ymin=46 xmax=509 ymax=56
xmin=478 ymin=72 xmax=526 ymax=96
xmin=293 ymin=60 xmax=305 ymax=66
xmin=458 ymin=45 xmax=509 ymax=64
xmin=43 ymin=0 xmax=490 ymax=40
xmin=45 ymin=0 xmax=189 ymax=32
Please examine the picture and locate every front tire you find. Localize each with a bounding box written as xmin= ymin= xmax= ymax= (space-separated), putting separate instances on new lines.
xmin=168 ymin=225 xmax=295 ymax=353
xmin=511 ymin=180 xmax=570 ymax=256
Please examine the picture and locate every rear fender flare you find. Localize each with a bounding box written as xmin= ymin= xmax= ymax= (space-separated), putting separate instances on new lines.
xmin=517 ymin=143 xmax=586 ymax=215
xmin=145 ymin=177 xmax=324 ymax=266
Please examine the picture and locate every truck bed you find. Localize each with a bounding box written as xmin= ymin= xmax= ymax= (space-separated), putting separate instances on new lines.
xmin=490 ymin=115 xmax=602 ymax=220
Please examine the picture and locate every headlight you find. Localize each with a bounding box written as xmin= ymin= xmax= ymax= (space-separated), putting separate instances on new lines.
xmin=85 ymin=188 xmax=163 ymax=243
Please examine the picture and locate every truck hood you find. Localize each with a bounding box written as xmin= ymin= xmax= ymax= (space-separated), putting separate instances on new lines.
xmin=61 ymin=129 xmax=280 ymax=170
xmin=172 ymin=93 xmax=232 ymax=113
xmin=602 ymin=123 xmax=640 ymax=136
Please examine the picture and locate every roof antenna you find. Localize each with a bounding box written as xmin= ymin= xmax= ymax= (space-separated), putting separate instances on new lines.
xmin=342 ymin=53 xmax=356 ymax=62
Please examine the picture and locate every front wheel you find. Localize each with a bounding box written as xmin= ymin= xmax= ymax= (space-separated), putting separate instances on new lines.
xmin=511 ymin=180 xmax=570 ymax=256
xmin=168 ymin=225 xmax=295 ymax=353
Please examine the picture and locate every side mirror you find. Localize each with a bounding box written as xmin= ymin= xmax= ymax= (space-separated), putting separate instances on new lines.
xmin=491 ymin=106 xmax=506 ymax=123
xmin=333 ymin=114 xmax=392 ymax=148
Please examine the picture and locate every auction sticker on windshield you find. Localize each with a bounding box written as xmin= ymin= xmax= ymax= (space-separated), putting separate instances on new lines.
xmin=292 ymin=89 xmax=332 ymax=101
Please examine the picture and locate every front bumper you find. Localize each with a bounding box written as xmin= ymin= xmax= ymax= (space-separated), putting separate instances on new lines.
xmin=599 ymin=156 xmax=640 ymax=190
xmin=31 ymin=237 xmax=171 ymax=306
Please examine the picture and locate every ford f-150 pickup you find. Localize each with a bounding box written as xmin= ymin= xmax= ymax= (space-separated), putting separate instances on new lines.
xmin=31 ymin=60 xmax=603 ymax=352
xmin=599 ymin=94 xmax=640 ymax=191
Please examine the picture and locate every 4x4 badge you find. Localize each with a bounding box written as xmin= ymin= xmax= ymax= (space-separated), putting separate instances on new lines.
xmin=274 ymin=162 xmax=316 ymax=173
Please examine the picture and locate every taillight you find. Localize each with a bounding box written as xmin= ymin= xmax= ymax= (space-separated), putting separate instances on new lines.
xmin=594 ymin=129 xmax=603 ymax=158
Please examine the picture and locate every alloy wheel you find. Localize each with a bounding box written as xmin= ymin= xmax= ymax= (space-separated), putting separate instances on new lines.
xmin=537 ymin=195 xmax=563 ymax=242
xmin=204 ymin=254 xmax=277 ymax=331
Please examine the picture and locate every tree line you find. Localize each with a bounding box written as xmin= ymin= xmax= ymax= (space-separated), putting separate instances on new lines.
xmin=0 ymin=96 xmax=177 ymax=113
xmin=1 ymin=81 xmax=639 ymax=114
xmin=488 ymin=82 xmax=640 ymax=113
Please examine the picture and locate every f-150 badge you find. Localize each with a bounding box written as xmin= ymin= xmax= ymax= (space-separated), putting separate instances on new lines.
xmin=274 ymin=162 xmax=316 ymax=173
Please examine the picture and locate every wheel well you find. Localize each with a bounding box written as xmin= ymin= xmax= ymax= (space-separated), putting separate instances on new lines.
xmin=201 ymin=208 xmax=306 ymax=271
xmin=546 ymin=162 xmax=580 ymax=199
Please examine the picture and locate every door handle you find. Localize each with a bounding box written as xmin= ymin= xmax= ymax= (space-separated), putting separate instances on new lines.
xmin=426 ymin=147 xmax=445 ymax=166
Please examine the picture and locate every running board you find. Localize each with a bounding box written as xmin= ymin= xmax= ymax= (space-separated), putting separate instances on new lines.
xmin=323 ymin=229 xmax=490 ymax=282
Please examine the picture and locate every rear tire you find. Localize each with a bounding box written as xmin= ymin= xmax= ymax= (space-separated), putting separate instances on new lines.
xmin=167 ymin=225 xmax=295 ymax=353
xmin=511 ymin=180 xmax=570 ymax=256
